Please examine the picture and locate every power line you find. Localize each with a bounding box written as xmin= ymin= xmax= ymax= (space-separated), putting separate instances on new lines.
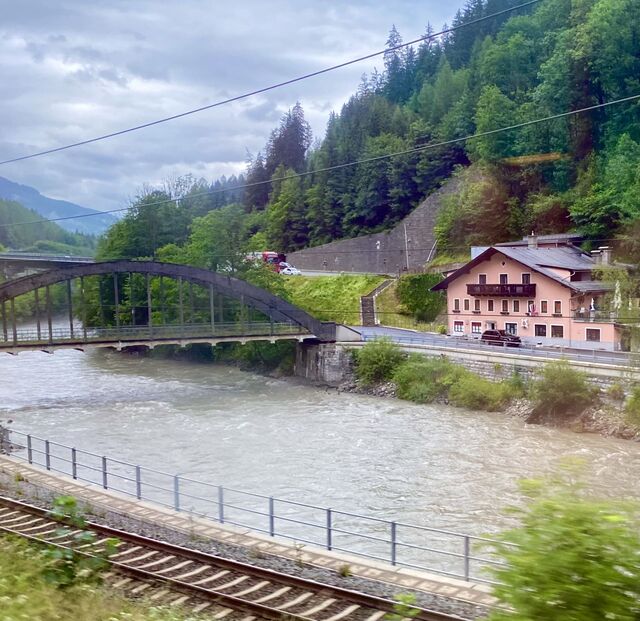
xmin=2 ymin=91 xmax=638 ymax=232
xmin=0 ymin=0 xmax=542 ymax=166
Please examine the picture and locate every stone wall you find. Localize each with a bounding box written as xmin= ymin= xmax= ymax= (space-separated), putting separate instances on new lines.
xmin=295 ymin=341 xmax=638 ymax=392
xmin=287 ymin=177 xmax=463 ymax=274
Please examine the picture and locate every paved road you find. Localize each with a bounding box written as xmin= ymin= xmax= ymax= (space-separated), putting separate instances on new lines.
xmin=352 ymin=325 xmax=639 ymax=367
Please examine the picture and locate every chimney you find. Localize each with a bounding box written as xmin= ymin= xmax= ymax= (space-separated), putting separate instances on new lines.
xmin=599 ymin=246 xmax=612 ymax=265
xmin=527 ymin=233 xmax=538 ymax=249
xmin=591 ymin=250 xmax=601 ymax=264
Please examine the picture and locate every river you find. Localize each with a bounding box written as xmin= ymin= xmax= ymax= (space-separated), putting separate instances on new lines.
xmin=1 ymin=348 xmax=640 ymax=575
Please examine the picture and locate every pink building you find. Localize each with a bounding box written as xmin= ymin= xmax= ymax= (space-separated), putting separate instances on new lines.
xmin=432 ymin=235 xmax=621 ymax=351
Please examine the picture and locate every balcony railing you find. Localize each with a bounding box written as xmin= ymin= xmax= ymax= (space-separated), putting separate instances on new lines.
xmin=467 ymin=283 xmax=536 ymax=297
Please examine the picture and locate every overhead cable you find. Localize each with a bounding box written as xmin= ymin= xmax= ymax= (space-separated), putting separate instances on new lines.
xmin=0 ymin=0 xmax=542 ymax=166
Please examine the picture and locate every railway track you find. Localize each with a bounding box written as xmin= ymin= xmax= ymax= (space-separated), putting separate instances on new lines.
xmin=0 ymin=496 xmax=475 ymax=621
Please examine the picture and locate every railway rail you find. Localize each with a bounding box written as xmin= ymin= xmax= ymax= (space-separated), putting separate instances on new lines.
xmin=0 ymin=496 xmax=478 ymax=621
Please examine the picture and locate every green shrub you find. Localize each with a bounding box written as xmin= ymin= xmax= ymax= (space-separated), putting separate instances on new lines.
xmin=393 ymin=355 xmax=465 ymax=403
xmin=436 ymin=324 xmax=447 ymax=335
xmin=607 ymin=382 xmax=626 ymax=401
xmin=395 ymin=273 xmax=446 ymax=322
xmin=448 ymin=374 xmax=514 ymax=411
xmin=487 ymin=472 xmax=640 ymax=621
xmin=353 ymin=338 xmax=405 ymax=386
xmin=393 ymin=355 xmax=521 ymax=410
xmin=530 ymin=360 xmax=594 ymax=421
xmin=624 ymin=385 xmax=640 ymax=427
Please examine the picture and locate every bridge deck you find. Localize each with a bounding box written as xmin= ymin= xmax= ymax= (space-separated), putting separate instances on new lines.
xmin=0 ymin=321 xmax=316 ymax=353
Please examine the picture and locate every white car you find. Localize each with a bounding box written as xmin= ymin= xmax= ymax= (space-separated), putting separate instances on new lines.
xmin=280 ymin=266 xmax=301 ymax=275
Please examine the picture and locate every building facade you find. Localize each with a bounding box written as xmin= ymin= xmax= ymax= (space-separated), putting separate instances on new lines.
xmin=432 ymin=236 xmax=621 ymax=351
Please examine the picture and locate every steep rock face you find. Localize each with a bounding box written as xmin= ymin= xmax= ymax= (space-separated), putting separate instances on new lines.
xmin=287 ymin=175 xmax=465 ymax=274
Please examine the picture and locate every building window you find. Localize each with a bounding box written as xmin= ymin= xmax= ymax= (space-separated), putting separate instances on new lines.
xmin=471 ymin=321 xmax=482 ymax=334
xmin=488 ymin=299 xmax=494 ymax=311
xmin=554 ymin=300 xmax=562 ymax=315
xmin=474 ymin=299 xmax=481 ymax=312
xmin=505 ymin=322 xmax=517 ymax=335
xmin=499 ymin=274 xmax=508 ymax=285
xmin=464 ymin=298 xmax=470 ymax=311
xmin=478 ymin=274 xmax=487 ymax=285
xmin=527 ymin=300 xmax=535 ymax=315
xmin=522 ymin=273 xmax=531 ymax=285
xmin=535 ymin=324 xmax=547 ymax=337
xmin=454 ymin=321 xmax=464 ymax=333
xmin=586 ymin=328 xmax=601 ymax=342
xmin=551 ymin=325 xmax=564 ymax=338
xmin=540 ymin=300 xmax=548 ymax=314
xmin=513 ymin=300 xmax=520 ymax=313
xmin=501 ymin=299 xmax=509 ymax=313
xmin=454 ymin=298 xmax=460 ymax=312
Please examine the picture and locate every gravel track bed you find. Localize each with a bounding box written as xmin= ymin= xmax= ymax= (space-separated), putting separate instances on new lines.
xmin=0 ymin=471 xmax=490 ymax=620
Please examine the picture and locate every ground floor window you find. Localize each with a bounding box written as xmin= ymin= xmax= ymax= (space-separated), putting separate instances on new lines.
xmin=505 ymin=322 xmax=517 ymax=335
xmin=534 ymin=324 xmax=547 ymax=337
xmin=471 ymin=321 xmax=482 ymax=334
xmin=551 ymin=325 xmax=564 ymax=338
xmin=586 ymin=328 xmax=601 ymax=342
xmin=454 ymin=321 xmax=464 ymax=333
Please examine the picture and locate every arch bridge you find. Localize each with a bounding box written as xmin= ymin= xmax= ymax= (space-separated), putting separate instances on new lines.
xmin=0 ymin=260 xmax=337 ymax=353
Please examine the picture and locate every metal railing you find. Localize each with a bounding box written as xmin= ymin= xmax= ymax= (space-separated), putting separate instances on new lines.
xmin=360 ymin=332 xmax=640 ymax=368
xmin=0 ymin=321 xmax=307 ymax=347
xmin=3 ymin=428 xmax=506 ymax=583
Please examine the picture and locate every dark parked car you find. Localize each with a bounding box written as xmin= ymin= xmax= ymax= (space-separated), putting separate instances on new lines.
xmin=481 ymin=329 xmax=521 ymax=347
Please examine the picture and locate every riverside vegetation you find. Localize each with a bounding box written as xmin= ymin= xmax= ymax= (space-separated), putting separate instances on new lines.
xmin=352 ymin=339 xmax=640 ymax=436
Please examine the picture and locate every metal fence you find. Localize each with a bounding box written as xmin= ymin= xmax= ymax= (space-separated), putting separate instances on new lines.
xmin=1 ymin=321 xmax=306 ymax=347
xmin=361 ymin=332 xmax=640 ymax=368
xmin=4 ymin=428 xmax=506 ymax=583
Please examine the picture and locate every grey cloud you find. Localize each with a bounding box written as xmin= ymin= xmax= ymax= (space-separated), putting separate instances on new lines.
xmin=1 ymin=0 xmax=459 ymax=212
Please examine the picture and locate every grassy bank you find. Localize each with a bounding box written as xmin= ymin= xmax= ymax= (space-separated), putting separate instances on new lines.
xmin=352 ymin=340 xmax=640 ymax=433
xmin=284 ymin=274 xmax=385 ymax=324
xmin=0 ymin=536 xmax=201 ymax=621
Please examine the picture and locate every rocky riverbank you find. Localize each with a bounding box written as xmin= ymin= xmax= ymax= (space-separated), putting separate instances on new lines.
xmin=335 ymin=379 xmax=640 ymax=442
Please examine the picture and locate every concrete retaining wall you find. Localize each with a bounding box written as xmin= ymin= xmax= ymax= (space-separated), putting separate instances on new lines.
xmin=294 ymin=341 xmax=638 ymax=391
xmin=287 ymin=178 xmax=463 ymax=274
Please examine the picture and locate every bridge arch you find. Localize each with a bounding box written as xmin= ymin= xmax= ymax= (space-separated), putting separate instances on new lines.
xmin=0 ymin=260 xmax=336 ymax=344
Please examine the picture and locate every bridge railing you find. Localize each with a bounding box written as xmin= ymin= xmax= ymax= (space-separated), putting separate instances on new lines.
xmin=4 ymin=428 xmax=508 ymax=583
xmin=0 ymin=321 xmax=308 ymax=346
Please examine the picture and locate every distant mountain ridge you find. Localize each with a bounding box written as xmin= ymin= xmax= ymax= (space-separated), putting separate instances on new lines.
xmin=0 ymin=176 xmax=117 ymax=235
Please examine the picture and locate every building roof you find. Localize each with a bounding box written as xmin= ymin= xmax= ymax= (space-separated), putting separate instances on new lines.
xmin=431 ymin=244 xmax=613 ymax=294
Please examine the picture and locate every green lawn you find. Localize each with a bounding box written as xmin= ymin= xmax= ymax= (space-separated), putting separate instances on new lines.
xmin=284 ymin=274 xmax=385 ymax=324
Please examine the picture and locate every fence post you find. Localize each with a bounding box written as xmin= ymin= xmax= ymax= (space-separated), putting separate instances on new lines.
xmin=71 ymin=448 xmax=77 ymax=480
xmin=463 ymin=535 xmax=470 ymax=581
xmin=218 ymin=485 xmax=224 ymax=523
xmin=174 ymin=475 xmax=180 ymax=512
xmin=135 ymin=465 xmax=142 ymax=499
xmin=45 ymin=440 xmax=50 ymax=470
xmin=101 ymin=456 xmax=107 ymax=489
xmin=326 ymin=508 xmax=332 ymax=551
xmin=390 ymin=521 xmax=397 ymax=566
xmin=269 ymin=497 xmax=275 ymax=536
xmin=27 ymin=435 xmax=32 ymax=464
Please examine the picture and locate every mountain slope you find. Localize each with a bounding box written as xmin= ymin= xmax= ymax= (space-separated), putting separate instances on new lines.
xmin=0 ymin=176 xmax=117 ymax=235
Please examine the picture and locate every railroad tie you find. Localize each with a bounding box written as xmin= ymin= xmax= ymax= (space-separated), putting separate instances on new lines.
xmin=277 ymin=592 xmax=314 ymax=610
xmin=298 ymin=597 xmax=337 ymax=617
xmin=252 ymin=586 xmax=291 ymax=603
xmin=190 ymin=570 xmax=230 ymax=586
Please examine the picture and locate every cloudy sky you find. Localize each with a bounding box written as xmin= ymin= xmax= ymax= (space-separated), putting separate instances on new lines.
xmin=1 ymin=1 xmax=460 ymax=213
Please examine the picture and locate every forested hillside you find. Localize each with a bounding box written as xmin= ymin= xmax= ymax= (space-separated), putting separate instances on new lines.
xmin=99 ymin=0 xmax=640 ymax=267
xmin=0 ymin=198 xmax=95 ymax=255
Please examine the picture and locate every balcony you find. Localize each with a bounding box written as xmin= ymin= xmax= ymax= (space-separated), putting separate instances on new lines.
xmin=467 ymin=283 xmax=536 ymax=297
